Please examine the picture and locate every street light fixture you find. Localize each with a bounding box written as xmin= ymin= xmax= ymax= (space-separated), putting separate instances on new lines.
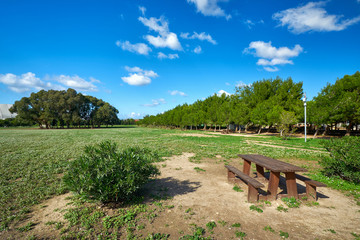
xmin=303 ymin=93 xmax=307 ymax=142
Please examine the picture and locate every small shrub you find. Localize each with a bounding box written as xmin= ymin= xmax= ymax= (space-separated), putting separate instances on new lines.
xmin=279 ymin=230 xmax=289 ymax=238
xmin=281 ymin=197 xmax=300 ymax=208
xmin=233 ymin=185 xmax=244 ymax=192
xmin=264 ymin=225 xmax=275 ymax=233
xmin=63 ymin=141 xmax=160 ymax=202
xmin=206 ymin=221 xmax=216 ymax=230
xmin=249 ymin=205 xmax=263 ymax=213
xmin=235 ymin=230 xmax=246 ymax=239
xmin=194 ymin=167 xmax=206 ymax=172
xmin=320 ymin=137 xmax=360 ymax=183
xmin=231 ymin=223 xmax=241 ymax=228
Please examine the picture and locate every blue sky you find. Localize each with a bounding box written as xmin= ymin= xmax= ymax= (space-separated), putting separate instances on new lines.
xmin=0 ymin=0 xmax=359 ymax=119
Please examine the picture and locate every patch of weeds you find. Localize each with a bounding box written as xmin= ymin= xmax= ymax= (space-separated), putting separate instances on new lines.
xmin=153 ymin=201 xmax=163 ymax=208
xmin=351 ymin=232 xmax=360 ymax=240
xmin=264 ymin=200 xmax=271 ymax=206
xmin=231 ymin=223 xmax=241 ymax=228
xmin=175 ymin=167 xmax=182 ymax=170
xmin=137 ymin=223 xmax=146 ymax=230
xmin=279 ymin=230 xmax=289 ymax=238
xmin=27 ymin=235 xmax=37 ymax=240
xmin=281 ymin=197 xmax=301 ymax=208
xmin=180 ymin=225 xmax=210 ymax=240
xmin=217 ymin=220 xmax=227 ymax=226
xmin=305 ymin=201 xmax=319 ymax=207
xmin=249 ymin=205 xmax=263 ymax=213
xmin=194 ymin=167 xmax=206 ymax=172
xmin=55 ymin=222 xmax=64 ymax=230
xmin=161 ymin=164 xmax=167 ymax=168
xmin=17 ymin=221 xmax=36 ymax=232
xmin=165 ymin=205 xmax=174 ymax=209
xmin=146 ymin=233 xmax=170 ymax=240
xmin=206 ymin=221 xmax=216 ymax=230
xmin=185 ymin=208 xmax=195 ymax=215
xmin=45 ymin=221 xmax=56 ymax=226
xmin=301 ymin=196 xmax=308 ymax=201
xmin=264 ymin=225 xmax=275 ymax=233
xmin=325 ymin=229 xmax=336 ymax=234
xmin=233 ymin=185 xmax=244 ymax=192
xmin=235 ymin=230 xmax=246 ymax=239
xmin=276 ymin=205 xmax=288 ymax=212
xmin=147 ymin=213 xmax=157 ymax=223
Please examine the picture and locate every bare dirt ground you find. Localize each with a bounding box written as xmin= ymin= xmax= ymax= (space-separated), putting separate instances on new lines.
xmin=145 ymin=153 xmax=360 ymax=239
xmin=5 ymin=153 xmax=360 ymax=240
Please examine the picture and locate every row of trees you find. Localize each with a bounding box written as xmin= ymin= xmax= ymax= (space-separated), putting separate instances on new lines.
xmin=138 ymin=72 xmax=360 ymax=136
xmin=10 ymin=89 xmax=119 ymax=128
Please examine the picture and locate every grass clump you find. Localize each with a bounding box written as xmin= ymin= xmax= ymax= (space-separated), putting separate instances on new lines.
xmin=281 ymin=197 xmax=301 ymax=208
xmin=233 ymin=185 xmax=244 ymax=192
xmin=63 ymin=140 xmax=160 ymax=202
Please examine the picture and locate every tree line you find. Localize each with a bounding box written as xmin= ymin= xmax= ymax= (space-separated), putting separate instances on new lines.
xmin=138 ymin=72 xmax=360 ymax=136
xmin=10 ymin=88 xmax=119 ymax=128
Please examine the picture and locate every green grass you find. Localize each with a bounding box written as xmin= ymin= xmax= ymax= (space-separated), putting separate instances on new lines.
xmin=0 ymin=127 xmax=338 ymax=233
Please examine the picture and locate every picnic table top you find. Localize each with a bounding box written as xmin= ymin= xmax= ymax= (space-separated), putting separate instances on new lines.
xmin=238 ymin=154 xmax=308 ymax=173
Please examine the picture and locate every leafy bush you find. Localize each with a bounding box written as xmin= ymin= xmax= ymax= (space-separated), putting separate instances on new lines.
xmin=63 ymin=141 xmax=160 ymax=202
xmin=320 ymin=137 xmax=360 ymax=183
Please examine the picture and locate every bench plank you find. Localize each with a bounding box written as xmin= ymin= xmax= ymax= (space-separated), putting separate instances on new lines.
xmin=295 ymin=174 xmax=327 ymax=187
xmin=225 ymin=165 xmax=264 ymax=188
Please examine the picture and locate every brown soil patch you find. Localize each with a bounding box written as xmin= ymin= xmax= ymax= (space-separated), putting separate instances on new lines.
xmin=146 ymin=153 xmax=360 ymax=239
xmin=245 ymin=140 xmax=328 ymax=153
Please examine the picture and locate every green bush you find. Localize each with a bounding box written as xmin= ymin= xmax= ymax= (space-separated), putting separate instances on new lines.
xmin=63 ymin=141 xmax=160 ymax=202
xmin=320 ymin=137 xmax=360 ymax=183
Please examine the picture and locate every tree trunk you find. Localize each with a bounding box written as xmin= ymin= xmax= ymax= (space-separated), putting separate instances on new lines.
xmin=214 ymin=125 xmax=216 ymax=132
xmin=258 ymin=126 xmax=262 ymax=135
xmin=322 ymin=125 xmax=329 ymax=136
xmin=280 ymin=129 xmax=284 ymax=137
xmin=203 ymin=124 xmax=206 ymax=131
xmin=345 ymin=122 xmax=353 ymax=136
xmin=313 ymin=128 xmax=318 ymax=138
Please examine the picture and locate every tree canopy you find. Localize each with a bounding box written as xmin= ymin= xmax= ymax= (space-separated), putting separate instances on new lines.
xmin=10 ymin=88 xmax=119 ymax=128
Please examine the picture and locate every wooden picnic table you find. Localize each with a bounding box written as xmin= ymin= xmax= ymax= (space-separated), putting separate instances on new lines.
xmin=238 ymin=154 xmax=308 ymax=200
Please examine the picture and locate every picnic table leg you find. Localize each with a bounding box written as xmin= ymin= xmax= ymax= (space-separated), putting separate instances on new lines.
xmin=256 ymin=164 xmax=266 ymax=180
xmin=227 ymin=170 xmax=236 ymax=182
xmin=285 ymin=172 xmax=298 ymax=199
xmin=267 ymin=171 xmax=280 ymax=201
xmin=243 ymin=160 xmax=251 ymax=175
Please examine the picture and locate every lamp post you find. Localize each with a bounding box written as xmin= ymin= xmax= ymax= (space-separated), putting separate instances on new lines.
xmin=303 ymin=93 xmax=307 ymax=142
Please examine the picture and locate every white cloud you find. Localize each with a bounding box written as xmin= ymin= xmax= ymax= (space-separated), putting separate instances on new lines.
xmin=0 ymin=72 xmax=55 ymax=93
xmin=217 ymin=90 xmax=231 ymax=96
xmin=54 ymin=75 xmax=98 ymax=92
xmin=157 ymin=52 xmax=179 ymax=59
xmin=235 ymin=81 xmax=251 ymax=88
xmin=263 ymin=67 xmax=279 ymax=72
xmin=244 ymin=41 xmax=303 ymax=71
xmin=130 ymin=112 xmax=141 ymax=118
xmin=142 ymin=98 xmax=166 ymax=107
xmin=139 ymin=16 xmax=182 ymax=50
xmin=169 ymin=90 xmax=187 ymax=96
xmin=116 ymin=40 xmax=152 ymax=55
xmin=0 ymin=72 xmax=99 ymax=93
xmin=194 ymin=46 xmax=202 ymax=54
xmin=180 ymin=32 xmax=217 ymax=45
xmin=244 ymin=20 xmax=255 ymax=29
xmin=139 ymin=6 xmax=146 ymax=15
xmin=273 ymin=1 xmax=360 ymax=34
xmin=122 ymin=66 xmax=158 ymax=86
xmin=187 ymin=0 xmax=231 ymax=19
xmin=145 ymin=33 xmax=182 ymax=50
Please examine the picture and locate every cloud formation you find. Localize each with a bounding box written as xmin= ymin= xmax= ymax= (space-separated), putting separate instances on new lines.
xmin=169 ymin=90 xmax=187 ymax=96
xmin=273 ymin=1 xmax=360 ymax=34
xmin=0 ymin=72 xmax=99 ymax=93
xmin=116 ymin=40 xmax=151 ymax=55
xmin=194 ymin=46 xmax=202 ymax=54
xmin=139 ymin=16 xmax=182 ymax=50
xmin=180 ymin=32 xmax=217 ymax=45
xmin=142 ymin=98 xmax=166 ymax=107
xmin=217 ymin=90 xmax=231 ymax=96
xmin=139 ymin=6 xmax=146 ymax=15
xmin=157 ymin=52 xmax=179 ymax=59
xmin=187 ymin=0 xmax=231 ymax=19
xmin=121 ymin=66 xmax=158 ymax=86
xmin=244 ymin=41 xmax=303 ymax=72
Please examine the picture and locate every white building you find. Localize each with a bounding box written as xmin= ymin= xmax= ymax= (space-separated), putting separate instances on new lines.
xmin=0 ymin=104 xmax=17 ymax=120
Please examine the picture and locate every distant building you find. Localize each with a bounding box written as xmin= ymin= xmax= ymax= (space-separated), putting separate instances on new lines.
xmin=0 ymin=104 xmax=17 ymax=120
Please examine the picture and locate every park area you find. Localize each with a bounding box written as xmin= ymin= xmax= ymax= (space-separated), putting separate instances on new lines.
xmin=0 ymin=127 xmax=359 ymax=239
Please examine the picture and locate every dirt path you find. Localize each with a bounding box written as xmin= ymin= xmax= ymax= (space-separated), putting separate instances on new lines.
xmin=148 ymin=153 xmax=360 ymax=239
xmin=245 ymin=140 xmax=328 ymax=153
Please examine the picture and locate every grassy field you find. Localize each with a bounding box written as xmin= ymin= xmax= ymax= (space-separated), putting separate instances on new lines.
xmin=0 ymin=127 xmax=359 ymax=239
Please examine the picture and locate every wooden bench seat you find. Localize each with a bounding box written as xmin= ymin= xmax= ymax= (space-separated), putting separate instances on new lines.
xmin=295 ymin=174 xmax=327 ymax=200
xmin=225 ymin=165 xmax=264 ymax=202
